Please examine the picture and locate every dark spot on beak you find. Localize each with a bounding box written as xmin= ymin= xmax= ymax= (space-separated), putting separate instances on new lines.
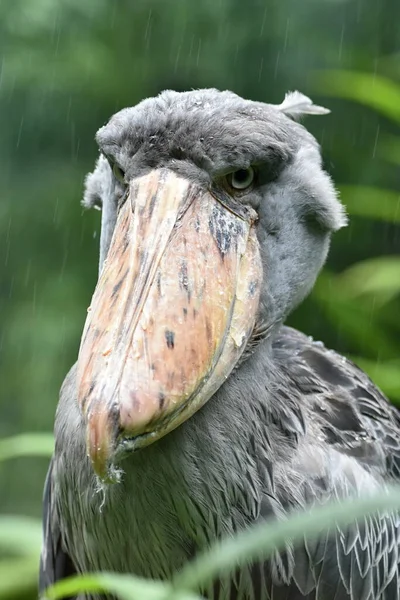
xmin=148 ymin=192 xmax=157 ymax=218
xmin=81 ymin=324 xmax=91 ymax=344
xmin=248 ymin=281 xmax=257 ymax=297
xmin=165 ymin=330 xmax=175 ymax=349
xmin=112 ymin=279 xmax=124 ymax=298
xmin=109 ymin=403 xmax=121 ymax=430
xmin=82 ymin=380 xmax=96 ymax=411
xmin=179 ymin=260 xmax=191 ymax=301
xmin=208 ymin=202 xmax=245 ymax=258
xmin=123 ymin=232 xmax=130 ymax=252
xmin=205 ymin=319 xmax=212 ymax=346
xmin=216 ymin=229 xmax=224 ymax=258
xmin=183 ymin=307 xmax=188 ymax=319
xmin=129 ymin=391 xmax=139 ymax=412
xmin=159 ymin=392 xmax=166 ymax=410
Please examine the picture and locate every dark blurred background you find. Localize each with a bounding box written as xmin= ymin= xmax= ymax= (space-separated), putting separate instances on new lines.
xmin=0 ymin=0 xmax=399 ymax=597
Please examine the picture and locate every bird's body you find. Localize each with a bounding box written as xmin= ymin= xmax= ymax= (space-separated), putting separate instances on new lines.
xmin=40 ymin=89 xmax=400 ymax=599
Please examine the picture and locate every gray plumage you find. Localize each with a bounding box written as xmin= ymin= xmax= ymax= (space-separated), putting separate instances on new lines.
xmin=40 ymin=89 xmax=400 ymax=600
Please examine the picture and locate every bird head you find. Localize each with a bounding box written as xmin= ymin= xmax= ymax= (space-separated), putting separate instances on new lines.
xmin=77 ymin=89 xmax=346 ymax=481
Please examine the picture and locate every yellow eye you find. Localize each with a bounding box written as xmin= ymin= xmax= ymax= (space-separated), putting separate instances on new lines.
xmin=227 ymin=167 xmax=255 ymax=190
xmin=112 ymin=163 xmax=125 ymax=184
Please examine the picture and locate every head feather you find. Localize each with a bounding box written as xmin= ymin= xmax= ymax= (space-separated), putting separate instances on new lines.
xmin=276 ymin=91 xmax=330 ymax=121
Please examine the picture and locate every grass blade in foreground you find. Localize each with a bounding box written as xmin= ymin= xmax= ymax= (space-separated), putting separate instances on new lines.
xmin=44 ymin=573 xmax=202 ymax=600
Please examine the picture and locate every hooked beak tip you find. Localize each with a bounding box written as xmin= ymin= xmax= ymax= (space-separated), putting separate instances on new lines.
xmin=87 ymin=406 xmax=119 ymax=483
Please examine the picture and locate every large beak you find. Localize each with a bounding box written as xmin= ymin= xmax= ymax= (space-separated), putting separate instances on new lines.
xmin=77 ymin=169 xmax=262 ymax=481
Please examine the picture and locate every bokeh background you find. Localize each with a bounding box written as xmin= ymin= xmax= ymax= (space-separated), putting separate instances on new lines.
xmin=0 ymin=0 xmax=399 ymax=597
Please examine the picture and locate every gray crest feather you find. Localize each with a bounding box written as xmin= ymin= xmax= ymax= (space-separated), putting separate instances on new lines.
xmin=276 ymin=91 xmax=330 ymax=120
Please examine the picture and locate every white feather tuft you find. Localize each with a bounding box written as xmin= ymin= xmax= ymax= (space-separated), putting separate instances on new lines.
xmin=276 ymin=91 xmax=330 ymax=120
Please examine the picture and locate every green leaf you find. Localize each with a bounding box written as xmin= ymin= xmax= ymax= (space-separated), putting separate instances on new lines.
xmin=337 ymin=256 xmax=400 ymax=299
xmin=338 ymin=185 xmax=400 ymax=223
xmin=173 ymin=487 xmax=400 ymax=592
xmin=0 ymin=515 xmax=42 ymax=555
xmin=312 ymin=70 xmax=400 ymax=124
xmin=0 ymin=433 xmax=54 ymax=462
xmin=44 ymin=572 xmax=202 ymax=600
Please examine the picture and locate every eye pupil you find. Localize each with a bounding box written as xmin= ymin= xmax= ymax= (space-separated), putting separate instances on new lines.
xmin=235 ymin=170 xmax=248 ymax=183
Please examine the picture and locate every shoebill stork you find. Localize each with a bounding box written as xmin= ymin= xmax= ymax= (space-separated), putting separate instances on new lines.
xmin=39 ymin=89 xmax=400 ymax=599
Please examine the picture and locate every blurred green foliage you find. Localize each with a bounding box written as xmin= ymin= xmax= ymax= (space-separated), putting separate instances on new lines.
xmin=0 ymin=0 xmax=399 ymax=598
